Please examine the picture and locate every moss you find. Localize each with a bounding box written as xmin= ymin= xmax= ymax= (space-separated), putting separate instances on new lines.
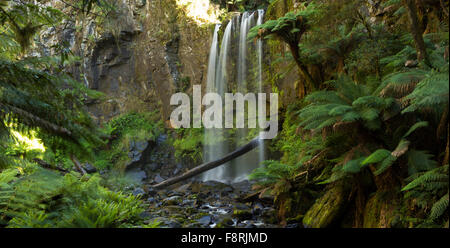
xmin=286 ymin=214 xmax=304 ymax=223
xmin=232 ymin=209 xmax=253 ymax=220
xmin=363 ymin=191 xmax=401 ymax=228
xmin=215 ymin=217 xmax=234 ymax=228
xmin=93 ymin=111 xmax=164 ymax=170
xmin=302 ymin=182 xmax=349 ymax=228
xmin=266 ymin=0 xmax=294 ymax=20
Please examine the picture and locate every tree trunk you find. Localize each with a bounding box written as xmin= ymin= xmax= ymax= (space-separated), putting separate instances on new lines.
xmin=152 ymin=138 xmax=261 ymax=190
xmin=288 ymin=42 xmax=317 ymax=93
xmin=404 ymin=0 xmax=430 ymax=65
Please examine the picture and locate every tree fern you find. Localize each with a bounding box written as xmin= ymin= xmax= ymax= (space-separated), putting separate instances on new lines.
xmin=299 ymin=76 xmax=393 ymax=131
xmin=402 ymin=64 xmax=449 ymax=114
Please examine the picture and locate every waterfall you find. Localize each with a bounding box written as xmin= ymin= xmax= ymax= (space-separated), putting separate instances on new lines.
xmin=202 ymin=10 xmax=266 ymax=183
xmin=257 ymin=9 xmax=266 ymax=166
xmin=237 ymin=12 xmax=255 ymax=91
xmin=202 ymin=21 xmax=232 ymax=181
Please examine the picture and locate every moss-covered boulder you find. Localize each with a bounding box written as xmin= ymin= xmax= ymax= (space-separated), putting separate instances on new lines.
xmin=302 ymin=182 xmax=349 ymax=228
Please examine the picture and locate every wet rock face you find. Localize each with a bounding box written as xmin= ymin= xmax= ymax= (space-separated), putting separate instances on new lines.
xmin=88 ymin=32 xmax=137 ymax=92
xmin=126 ymin=140 xmax=153 ymax=168
xmin=42 ymin=0 xmax=211 ymax=122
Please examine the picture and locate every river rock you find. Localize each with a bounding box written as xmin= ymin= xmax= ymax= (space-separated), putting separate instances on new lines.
xmin=147 ymin=187 xmax=157 ymax=196
xmin=83 ymin=163 xmax=97 ymax=173
xmin=232 ymin=209 xmax=253 ymax=221
xmin=252 ymin=202 xmax=264 ymax=215
xmin=215 ymin=217 xmax=235 ymax=228
xmin=148 ymin=163 xmax=161 ymax=171
xmin=163 ymin=196 xmax=182 ymax=206
xmin=156 ymin=134 xmax=167 ymax=145
xmin=154 ymin=174 xmax=165 ymax=184
xmin=126 ymin=167 xmax=147 ymax=182
xmin=197 ymin=215 xmax=212 ymax=226
xmin=132 ymin=187 xmax=145 ymax=197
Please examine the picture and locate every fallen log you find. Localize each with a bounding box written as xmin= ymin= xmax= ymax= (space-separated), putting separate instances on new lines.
xmin=70 ymin=155 xmax=87 ymax=176
xmin=152 ymin=137 xmax=261 ymax=190
xmin=32 ymin=158 xmax=69 ymax=174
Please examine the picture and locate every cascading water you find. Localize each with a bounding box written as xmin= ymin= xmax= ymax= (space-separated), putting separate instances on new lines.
xmin=202 ymin=21 xmax=233 ymax=181
xmin=257 ymin=9 xmax=266 ymax=165
xmin=202 ymin=10 xmax=266 ymax=183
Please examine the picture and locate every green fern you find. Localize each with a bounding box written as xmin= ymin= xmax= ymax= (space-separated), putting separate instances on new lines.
xmin=402 ymin=164 xmax=448 ymax=192
xmin=299 ymin=76 xmax=393 ymax=131
xmin=402 ymin=165 xmax=449 ymax=223
xmin=429 ymin=193 xmax=449 ymax=221
xmin=402 ymin=65 xmax=449 ymax=114
xmin=0 ymin=163 xmax=145 ymax=228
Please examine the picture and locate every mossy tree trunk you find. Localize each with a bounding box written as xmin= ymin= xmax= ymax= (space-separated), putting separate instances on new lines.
xmin=404 ymin=0 xmax=430 ymax=65
xmin=302 ymin=182 xmax=350 ymax=228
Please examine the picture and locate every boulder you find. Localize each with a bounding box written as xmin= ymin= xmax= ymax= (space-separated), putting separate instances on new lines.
xmin=125 ymin=140 xmax=155 ymax=170
xmin=83 ymin=163 xmax=97 ymax=173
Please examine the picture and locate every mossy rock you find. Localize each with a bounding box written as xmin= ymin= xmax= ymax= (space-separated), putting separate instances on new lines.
xmin=232 ymin=209 xmax=253 ymax=220
xmin=163 ymin=195 xmax=182 ymax=206
xmin=215 ymin=217 xmax=234 ymax=228
xmin=302 ymin=183 xmax=349 ymax=228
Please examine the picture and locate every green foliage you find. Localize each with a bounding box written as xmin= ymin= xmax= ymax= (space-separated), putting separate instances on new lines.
xmin=402 ymin=64 xmax=449 ymax=114
xmin=0 ymin=163 xmax=145 ymax=228
xmin=402 ymin=164 xmax=448 ymax=192
xmin=402 ymin=164 xmax=449 ymax=225
xmin=250 ymin=160 xmax=299 ymax=186
xmin=172 ymin=128 xmax=203 ymax=163
xmin=106 ymin=111 xmax=162 ymax=139
xmin=0 ymin=1 xmax=64 ymax=53
xmin=0 ymin=59 xmax=105 ymax=161
xmin=94 ymin=111 xmax=164 ymax=170
xmin=248 ymin=4 xmax=321 ymax=44
xmin=249 ymin=0 xmax=449 ymax=227
xmin=298 ymin=76 xmax=394 ymax=131
xmin=249 ymin=105 xmax=324 ymax=198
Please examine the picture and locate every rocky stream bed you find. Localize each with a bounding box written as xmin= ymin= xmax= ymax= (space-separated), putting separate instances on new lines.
xmin=131 ymin=180 xmax=283 ymax=228
xmin=106 ymin=137 xmax=288 ymax=228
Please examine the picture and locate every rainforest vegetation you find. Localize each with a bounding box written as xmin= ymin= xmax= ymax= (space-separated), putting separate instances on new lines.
xmin=0 ymin=0 xmax=448 ymax=228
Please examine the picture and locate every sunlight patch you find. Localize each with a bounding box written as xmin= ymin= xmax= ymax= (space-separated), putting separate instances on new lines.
xmin=176 ymin=0 xmax=222 ymax=25
xmin=11 ymin=129 xmax=46 ymax=152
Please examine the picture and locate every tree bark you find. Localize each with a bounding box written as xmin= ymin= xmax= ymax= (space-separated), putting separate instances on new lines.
xmin=152 ymin=138 xmax=261 ymax=190
xmin=288 ymin=42 xmax=317 ymax=93
xmin=70 ymin=155 xmax=86 ymax=176
xmin=33 ymin=158 xmax=69 ymax=173
xmin=404 ymin=0 xmax=430 ymax=65
xmin=1 ymin=103 xmax=72 ymax=137
xmin=441 ymin=0 xmax=449 ymax=17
